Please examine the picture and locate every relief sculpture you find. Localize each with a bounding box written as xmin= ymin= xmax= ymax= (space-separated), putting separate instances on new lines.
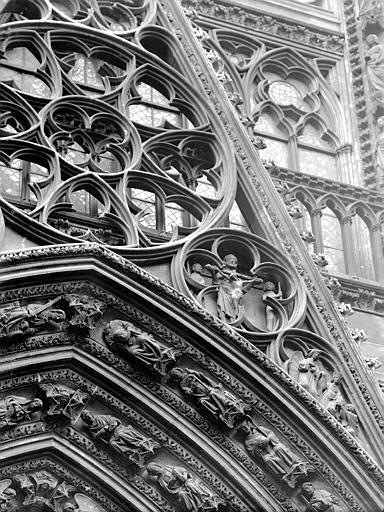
xmin=145 ymin=463 xmax=225 ymax=512
xmin=240 ymin=421 xmax=313 ymax=488
xmin=103 ymin=319 xmax=179 ymax=375
xmin=170 ymin=367 xmax=250 ymax=427
xmin=0 ymin=299 xmax=66 ymax=343
xmin=81 ymin=410 xmax=160 ymax=466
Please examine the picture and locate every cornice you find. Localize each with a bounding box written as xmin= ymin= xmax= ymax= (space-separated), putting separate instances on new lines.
xmin=181 ymin=0 xmax=344 ymax=55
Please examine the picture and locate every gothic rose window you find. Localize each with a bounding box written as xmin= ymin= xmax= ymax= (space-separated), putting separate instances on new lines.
xmin=269 ymin=81 xmax=302 ymax=108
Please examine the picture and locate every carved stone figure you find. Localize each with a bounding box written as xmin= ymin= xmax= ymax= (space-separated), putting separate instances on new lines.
xmin=0 ymin=487 xmax=17 ymax=511
xmin=205 ymin=254 xmax=263 ymax=323
xmin=241 ymin=422 xmax=312 ymax=488
xmin=81 ymin=410 xmax=160 ymax=466
xmin=320 ymin=373 xmax=359 ymax=436
xmin=190 ymin=263 xmax=206 ymax=285
xmin=103 ymin=319 xmax=179 ymax=375
xmin=145 ymin=462 xmax=224 ymax=512
xmin=170 ymin=367 xmax=250 ymax=427
xmin=263 ymin=281 xmax=282 ymax=331
xmin=0 ymin=395 xmax=43 ymax=429
xmin=66 ymin=294 xmax=104 ymax=332
xmin=285 ymin=349 xmax=326 ymax=399
xmin=0 ymin=299 xmax=66 ymax=343
xmin=366 ymin=34 xmax=384 ymax=96
xmin=301 ymin=482 xmax=344 ymax=512
xmin=39 ymin=383 xmax=89 ymax=421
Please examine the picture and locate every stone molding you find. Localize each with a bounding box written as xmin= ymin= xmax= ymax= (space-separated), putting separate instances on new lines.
xmin=181 ymin=0 xmax=344 ymax=55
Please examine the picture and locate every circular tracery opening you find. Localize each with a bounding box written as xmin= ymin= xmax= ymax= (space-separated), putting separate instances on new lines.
xmin=269 ymin=81 xmax=301 ymax=108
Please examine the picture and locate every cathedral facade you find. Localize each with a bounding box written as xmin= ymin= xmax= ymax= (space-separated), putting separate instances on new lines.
xmin=0 ymin=0 xmax=384 ymax=511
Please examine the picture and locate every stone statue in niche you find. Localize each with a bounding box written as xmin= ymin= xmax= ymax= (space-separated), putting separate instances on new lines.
xmin=262 ymin=281 xmax=282 ymax=331
xmin=320 ymin=373 xmax=359 ymax=436
xmin=145 ymin=462 xmax=224 ymax=512
xmin=81 ymin=410 xmax=160 ymax=466
xmin=0 ymin=395 xmax=43 ymax=430
xmin=39 ymin=383 xmax=89 ymax=421
xmin=241 ymin=421 xmax=313 ymax=488
xmin=365 ymin=34 xmax=384 ymax=98
xmin=170 ymin=367 xmax=250 ymax=428
xmin=66 ymin=294 xmax=104 ymax=333
xmin=285 ymin=349 xmax=327 ymax=399
xmin=205 ymin=254 xmax=263 ymax=323
xmin=103 ymin=319 xmax=179 ymax=375
xmin=0 ymin=299 xmax=66 ymax=343
xmin=301 ymin=482 xmax=344 ymax=512
xmin=189 ymin=262 xmax=206 ymax=285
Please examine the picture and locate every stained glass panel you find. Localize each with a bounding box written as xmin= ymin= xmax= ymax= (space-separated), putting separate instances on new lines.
xmin=269 ymin=81 xmax=301 ymax=108
xmin=351 ymin=216 xmax=375 ymax=279
xmin=165 ymin=202 xmax=183 ymax=231
xmin=0 ymin=160 xmax=22 ymax=196
xmin=298 ymin=124 xmax=335 ymax=150
xmin=299 ymin=148 xmax=338 ymax=180
xmin=254 ymin=113 xmax=284 ymax=137
xmin=196 ymin=176 xmax=216 ymax=198
xmin=131 ymin=188 xmax=156 ymax=229
xmin=321 ymin=208 xmax=345 ymax=273
xmin=258 ymin=138 xmax=288 ymax=167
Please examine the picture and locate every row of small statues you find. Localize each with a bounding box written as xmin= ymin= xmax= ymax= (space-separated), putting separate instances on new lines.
xmin=0 ymin=299 xmax=359 ymax=437
xmin=189 ymin=255 xmax=282 ymax=328
xmin=0 ymin=383 xmax=326 ymax=493
xmin=0 ymin=295 xmax=105 ymax=343
xmin=0 ymin=470 xmax=103 ymax=512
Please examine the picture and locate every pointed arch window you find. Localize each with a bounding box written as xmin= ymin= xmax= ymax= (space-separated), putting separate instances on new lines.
xmin=254 ymin=112 xmax=288 ymax=167
xmin=298 ymin=123 xmax=338 ymax=180
xmin=321 ymin=207 xmax=345 ymax=273
xmin=351 ymin=215 xmax=375 ymax=280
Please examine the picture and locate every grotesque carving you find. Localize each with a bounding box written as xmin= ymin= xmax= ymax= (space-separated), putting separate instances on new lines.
xmin=0 ymin=299 xmax=66 ymax=343
xmin=145 ymin=463 xmax=224 ymax=512
xmin=241 ymin=421 xmax=313 ymax=488
xmin=285 ymin=349 xmax=327 ymax=399
xmin=0 ymin=395 xmax=43 ymax=430
xmin=263 ymin=281 xmax=282 ymax=331
xmin=0 ymin=486 xmax=17 ymax=511
xmin=170 ymin=367 xmax=250 ymax=427
xmin=205 ymin=254 xmax=263 ymax=323
xmin=39 ymin=383 xmax=89 ymax=421
xmin=66 ymin=294 xmax=104 ymax=333
xmin=81 ymin=410 xmax=160 ymax=466
xmin=301 ymin=482 xmax=344 ymax=512
xmin=103 ymin=319 xmax=179 ymax=375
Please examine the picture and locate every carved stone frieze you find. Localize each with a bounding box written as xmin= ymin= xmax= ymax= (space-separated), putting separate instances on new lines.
xmin=81 ymin=410 xmax=160 ymax=467
xmin=240 ymin=420 xmax=314 ymax=488
xmin=144 ymin=462 xmax=226 ymax=512
xmin=170 ymin=367 xmax=251 ymax=428
xmin=103 ymin=319 xmax=180 ymax=376
xmin=181 ymin=0 xmax=344 ymax=54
